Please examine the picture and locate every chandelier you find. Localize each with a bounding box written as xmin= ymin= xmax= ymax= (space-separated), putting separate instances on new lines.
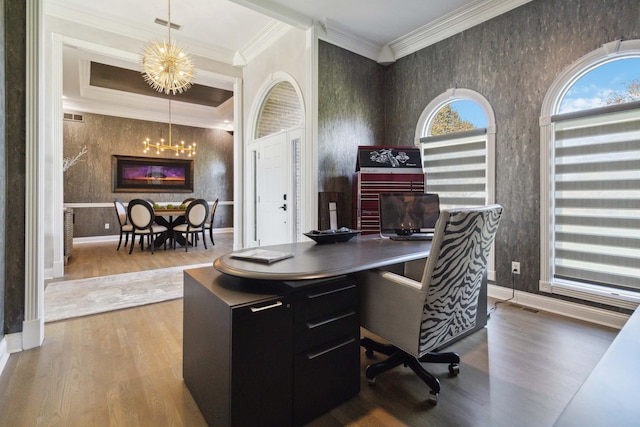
xmin=143 ymin=100 xmax=196 ymax=157
xmin=141 ymin=0 xmax=194 ymax=95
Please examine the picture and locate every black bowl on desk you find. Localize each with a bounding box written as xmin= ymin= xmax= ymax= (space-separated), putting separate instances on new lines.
xmin=304 ymin=229 xmax=362 ymax=244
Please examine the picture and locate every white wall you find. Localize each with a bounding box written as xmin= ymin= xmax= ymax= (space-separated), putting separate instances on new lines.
xmin=240 ymin=26 xmax=318 ymax=246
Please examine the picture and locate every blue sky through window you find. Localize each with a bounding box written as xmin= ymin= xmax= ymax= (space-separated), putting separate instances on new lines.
xmin=449 ymin=99 xmax=487 ymax=128
xmin=559 ymin=57 xmax=640 ymax=113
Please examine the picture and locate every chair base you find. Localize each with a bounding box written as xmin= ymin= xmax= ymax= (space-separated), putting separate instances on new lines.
xmin=360 ymin=337 xmax=460 ymax=403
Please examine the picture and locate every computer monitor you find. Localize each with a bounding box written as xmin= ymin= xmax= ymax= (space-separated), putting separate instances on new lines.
xmin=379 ymin=192 xmax=440 ymax=237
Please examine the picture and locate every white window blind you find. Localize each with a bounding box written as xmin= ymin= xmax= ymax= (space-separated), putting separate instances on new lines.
xmin=420 ymin=129 xmax=488 ymax=209
xmin=552 ymin=104 xmax=640 ymax=292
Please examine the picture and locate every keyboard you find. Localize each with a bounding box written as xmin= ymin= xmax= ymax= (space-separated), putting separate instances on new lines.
xmin=390 ymin=234 xmax=433 ymax=241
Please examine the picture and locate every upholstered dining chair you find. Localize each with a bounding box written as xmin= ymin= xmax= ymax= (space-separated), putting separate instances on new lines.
xmin=173 ymin=199 xmax=209 ymax=252
xmin=113 ymin=198 xmax=133 ymax=251
xmin=127 ymin=199 xmax=168 ymax=254
xmin=203 ymin=198 xmax=219 ymax=246
xmin=358 ymin=204 xmax=503 ymax=403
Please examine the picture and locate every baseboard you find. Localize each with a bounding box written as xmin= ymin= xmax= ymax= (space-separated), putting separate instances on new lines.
xmin=22 ymin=318 xmax=44 ymax=350
xmin=0 ymin=337 xmax=9 ymax=377
xmin=488 ymin=284 xmax=629 ymax=330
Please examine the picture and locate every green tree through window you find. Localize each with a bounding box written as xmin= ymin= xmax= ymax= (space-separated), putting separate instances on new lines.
xmin=430 ymin=104 xmax=476 ymax=136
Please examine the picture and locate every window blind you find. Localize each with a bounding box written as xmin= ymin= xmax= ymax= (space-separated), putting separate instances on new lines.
xmin=420 ymin=129 xmax=488 ymax=209
xmin=552 ymin=107 xmax=640 ymax=291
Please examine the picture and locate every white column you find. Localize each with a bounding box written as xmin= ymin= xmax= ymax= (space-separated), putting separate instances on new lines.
xmin=23 ymin=0 xmax=45 ymax=349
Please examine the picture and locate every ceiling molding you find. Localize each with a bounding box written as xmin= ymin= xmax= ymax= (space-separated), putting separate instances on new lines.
xmin=309 ymin=0 xmax=533 ymax=63
xmin=237 ymin=21 xmax=293 ymax=66
xmin=319 ymin=18 xmax=382 ymax=62
xmin=64 ymin=95 xmax=232 ymax=131
xmin=45 ymin=1 xmax=237 ymax=64
xmin=70 ymin=58 xmax=231 ymax=130
xmin=228 ymin=0 xmax=312 ymax=29
xmin=389 ymin=0 xmax=534 ymax=60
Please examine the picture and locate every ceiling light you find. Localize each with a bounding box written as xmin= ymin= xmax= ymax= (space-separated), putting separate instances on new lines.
xmin=141 ymin=0 xmax=194 ymax=95
xmin=143 ymin=99 xmax=196 ymax=157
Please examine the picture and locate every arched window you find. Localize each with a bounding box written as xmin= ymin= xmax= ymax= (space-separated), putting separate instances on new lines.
xmin=540 ymin=40 xmax=640 ymax=309
xmin=416 ymin=88 xmax=496 ymax=279
xmin=416 ymin=88 xmax=495 ymax=210
xmin=255 ymin=81 xmax=303 ymax=139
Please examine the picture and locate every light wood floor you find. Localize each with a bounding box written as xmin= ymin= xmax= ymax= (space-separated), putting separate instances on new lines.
xmin=56 ymin=231 xmax=235 ymax=281
xmin=1 ymin=235 xmax=618 ymax=426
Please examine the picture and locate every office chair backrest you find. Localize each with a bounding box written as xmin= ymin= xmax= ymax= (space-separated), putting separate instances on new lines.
xmin=114 ymin=198 xmax=127 ymax=226
xmin=185 ymin=199 xmax=209 ymax=228
xmin=418 ymin=204 xmax=503 ymax=355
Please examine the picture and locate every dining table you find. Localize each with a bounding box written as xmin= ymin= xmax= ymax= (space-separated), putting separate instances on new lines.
xmin=153 ymin=208 xmax=187 ymax=248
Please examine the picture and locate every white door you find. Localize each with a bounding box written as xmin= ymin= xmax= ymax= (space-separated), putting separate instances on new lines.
xmin=255 ymin=132 xmax=291 ymax=246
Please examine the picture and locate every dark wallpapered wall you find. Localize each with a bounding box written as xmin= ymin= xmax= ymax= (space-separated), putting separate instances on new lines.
xmin=4 ymin=0 xmax=26 ymax=335
xmin=4 ymin=0 xmax=640 ymax=334
xmin=318 ymin=0 xmax=640 ymax=305
xmin=63 ymin=113 xmax=234 ymax=237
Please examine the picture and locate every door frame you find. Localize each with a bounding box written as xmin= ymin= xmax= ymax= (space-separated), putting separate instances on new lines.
xmin=244 ymin=73 xmax=307 ymax=247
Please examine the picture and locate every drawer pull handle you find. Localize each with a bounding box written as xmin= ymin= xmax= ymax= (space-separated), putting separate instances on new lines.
xmin=307 ymin=311 xmax=356 ymax=329
xmin=307 ymin=338 xmax=356 ymax=360
xmin=307 ymin=284 xmax=356 ymax=299
xmin=250 ymin=301 xmax=283 ymax=312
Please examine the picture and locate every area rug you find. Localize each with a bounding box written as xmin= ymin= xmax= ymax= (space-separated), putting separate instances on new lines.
xmin=44 ymin=263 xmax=211 ymax=322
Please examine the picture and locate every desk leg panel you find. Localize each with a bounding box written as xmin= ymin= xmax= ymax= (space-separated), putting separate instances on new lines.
xmin=183 ymin=272 xmax=232 ymax=427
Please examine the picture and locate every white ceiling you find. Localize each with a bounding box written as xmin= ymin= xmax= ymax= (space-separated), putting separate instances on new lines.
xmin=46 ymin=0 xmax=531 ymax=129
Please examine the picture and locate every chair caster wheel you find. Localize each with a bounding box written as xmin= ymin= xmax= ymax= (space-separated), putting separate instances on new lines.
xmin=428 ymin=391 xmax=438 ymax=404
xmin=448 ymin=363 xmax=460 ymax=376
xmin=365 ymin=348 xmax=374 ymax=358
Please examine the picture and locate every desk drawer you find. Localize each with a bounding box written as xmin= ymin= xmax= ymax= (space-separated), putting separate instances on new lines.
xmin=294 ymin=308 xmax=358 ymax=353
xmin=293 ymin=336 xmax=360 ymax=426
xmin=294 ymin=278 xmax=358 ymax=323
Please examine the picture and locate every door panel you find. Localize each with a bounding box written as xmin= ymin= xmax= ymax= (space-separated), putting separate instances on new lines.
xmin=256 ymin=132 xmax=291 ymax=245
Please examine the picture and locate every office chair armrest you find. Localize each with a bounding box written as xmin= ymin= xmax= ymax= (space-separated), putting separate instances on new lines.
xmin=403 ymin=258 xmax=427 ymax=282
xmin=379 ymin=270 xmax=423 ymax=290
xmin=358 ymin=269 xmax=427 ymax=356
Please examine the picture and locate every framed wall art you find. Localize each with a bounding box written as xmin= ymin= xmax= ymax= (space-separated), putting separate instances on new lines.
xmin=112 ymin=155 xmax=194 ymax=192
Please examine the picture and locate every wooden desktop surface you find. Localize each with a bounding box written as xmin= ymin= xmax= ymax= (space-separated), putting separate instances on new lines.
xmin=213 ymin=234 xmax=431 ymax=281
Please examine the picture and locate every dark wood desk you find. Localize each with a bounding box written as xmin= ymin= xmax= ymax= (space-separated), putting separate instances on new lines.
xmin=184 ymin=236 xmax=487 ymax=426
xmin=213 ymin=236 xmax=432 ymax=281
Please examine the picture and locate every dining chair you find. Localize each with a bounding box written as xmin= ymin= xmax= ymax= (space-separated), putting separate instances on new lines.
xmin=358 ymin=204 xmax=503 ymax=403
xmin=127 ymin=199 xmax=168 ymax=254
xmin=113 ymin=198 xmax=133 ymax=251
xmin=203 ymin=199 xmax=219 ymax=246
xmin=173 ymin=199 xmax=209 ymax=252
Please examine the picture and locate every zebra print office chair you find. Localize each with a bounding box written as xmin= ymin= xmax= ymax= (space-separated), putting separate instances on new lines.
xmin=359 ymin=204 xmax=503 ymax=403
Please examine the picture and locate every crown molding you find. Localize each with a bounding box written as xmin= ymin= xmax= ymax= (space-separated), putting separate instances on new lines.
xmin=228 ymin=0 xmax=312 ymax=29
xmin=319 ymin=18 xmax=382 ymax=62
xmin=236 ymin=21 xmax=293 ymax=66
xmin=316 ymin=0 xmax=533 ymax=64
xmin=390 ymin=0 xmax=534 ymax=60
xmin=45 ymin=1 xmax=237 ymax=64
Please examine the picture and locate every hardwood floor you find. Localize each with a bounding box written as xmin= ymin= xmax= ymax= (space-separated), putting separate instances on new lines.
xmin=57 ymin=231 xmax=235 ymax=281
xmin=1 ymin=235 xmax=618 ymax=426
